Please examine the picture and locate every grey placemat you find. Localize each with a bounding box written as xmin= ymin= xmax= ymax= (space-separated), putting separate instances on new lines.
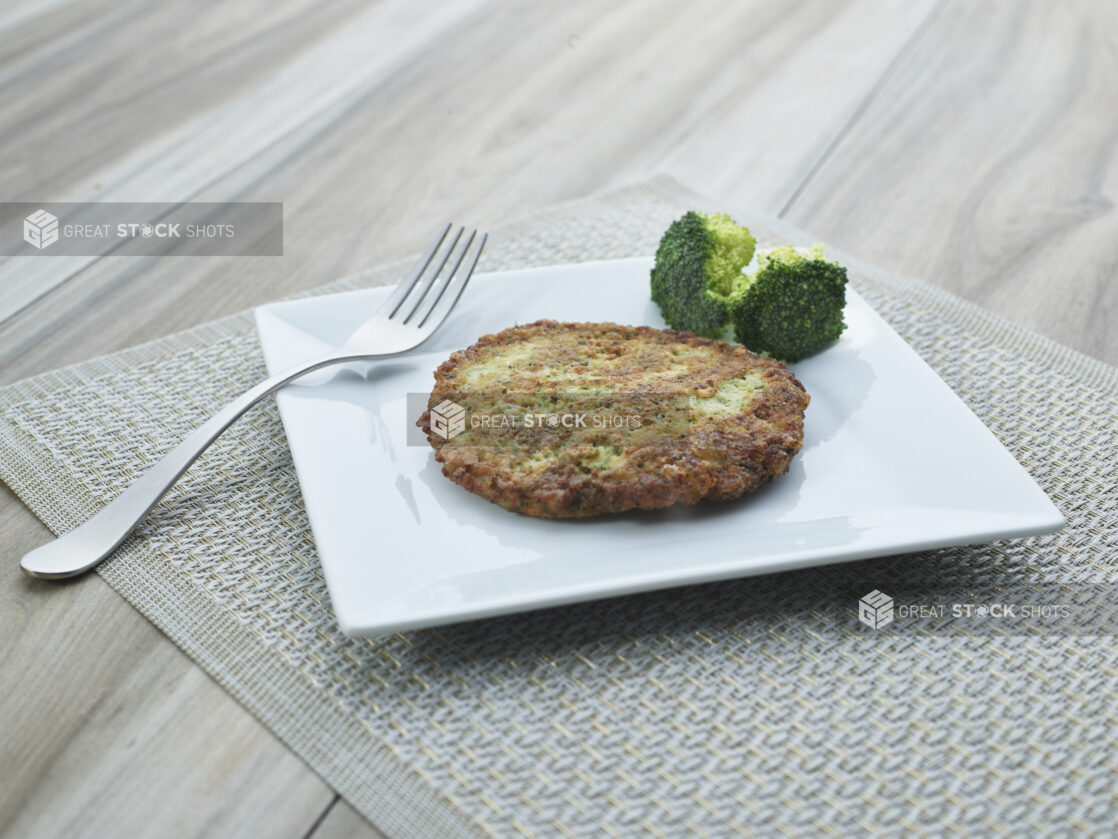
xmin=2 ymin=176 xmax=1116 ymax=837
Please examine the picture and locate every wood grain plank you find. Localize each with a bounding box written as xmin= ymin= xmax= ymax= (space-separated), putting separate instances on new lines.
xmin=0 ymin=485 xmax=335 ymax=839
xmin=0 ymin=0 xmax=113 ymax=53
xmin=0 ymin=0 xmax=937 ymax=386
xmin=0 ymin=0 xmax=490 ymax=323
xmin=781 ymin=0 xmax=1118 ymax=363
xmin=655 ymin=0 xmax=940 ymax=212
xmin=0 ymin=0 xmax=368 ymax=199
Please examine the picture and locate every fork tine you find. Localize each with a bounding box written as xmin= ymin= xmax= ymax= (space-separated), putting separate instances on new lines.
xmin=416 ymin=231 xmax=486 ymax=329
xmin=408 ymin=229 xmax=473 ymax=324
xmin=395 ymin=226 xmax=463 ymax=321
xmin=379 ymin=222 xmax=451 ymax=316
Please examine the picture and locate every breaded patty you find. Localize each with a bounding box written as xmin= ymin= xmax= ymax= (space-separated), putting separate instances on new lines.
xmin=417 ymin=320 xmax=809 ymax=518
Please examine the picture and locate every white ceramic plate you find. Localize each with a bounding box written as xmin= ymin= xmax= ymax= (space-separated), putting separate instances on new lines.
xmin=254 ymin=257 xmax=1064 ymax=635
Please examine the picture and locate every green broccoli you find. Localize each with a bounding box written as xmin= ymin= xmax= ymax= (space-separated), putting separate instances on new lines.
xmin=729 ymin=244 xmax=848 ymax=362
xmin=650 ymin=211 xmax=756 ymax=337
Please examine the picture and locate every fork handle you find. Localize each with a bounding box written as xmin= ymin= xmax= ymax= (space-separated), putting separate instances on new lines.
xmin=20 ymin=352 xmax=385 ymax=579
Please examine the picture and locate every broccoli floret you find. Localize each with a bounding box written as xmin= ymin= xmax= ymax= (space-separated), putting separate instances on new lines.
xmin=729 ymin=244 xmax=848 ymax=362
xmin=650 ymin=211 xmax=756 ymax=337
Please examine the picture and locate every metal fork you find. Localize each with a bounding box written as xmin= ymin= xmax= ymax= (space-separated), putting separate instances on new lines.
xmin=21 ymin=224 xmax=486 ymax=580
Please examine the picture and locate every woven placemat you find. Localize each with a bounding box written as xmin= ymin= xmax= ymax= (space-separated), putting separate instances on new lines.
xmin=2 ymin=176 xmax=1116 ymax=837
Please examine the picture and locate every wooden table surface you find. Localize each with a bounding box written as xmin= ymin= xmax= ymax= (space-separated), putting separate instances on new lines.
xmin=2 ymin=1 xmax=1115 ymax=836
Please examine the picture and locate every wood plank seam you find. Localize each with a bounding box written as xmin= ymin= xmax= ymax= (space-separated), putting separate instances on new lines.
xmin=778 ymin=0 xmax=949 ymax=218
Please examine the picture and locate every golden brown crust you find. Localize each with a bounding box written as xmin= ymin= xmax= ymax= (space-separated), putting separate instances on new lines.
xmin=418 ymin=320 xmax=809 ymax=518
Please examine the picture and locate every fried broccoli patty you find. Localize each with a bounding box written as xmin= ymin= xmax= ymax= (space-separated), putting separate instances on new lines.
xmin=418 ymin=320 xmax=809 ymax=518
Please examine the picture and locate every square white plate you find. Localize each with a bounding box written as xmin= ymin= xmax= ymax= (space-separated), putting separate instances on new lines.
xmin=254 ymin=257 xmax=1064 ymax=635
